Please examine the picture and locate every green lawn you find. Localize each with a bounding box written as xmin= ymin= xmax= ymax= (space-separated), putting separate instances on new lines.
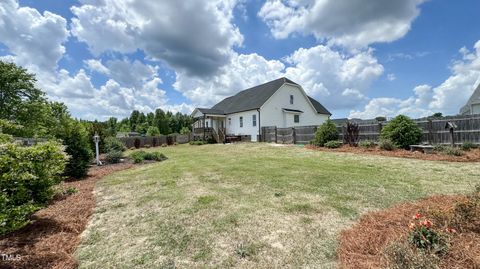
xmin=75 ymin=143 xmax=479 ymax=268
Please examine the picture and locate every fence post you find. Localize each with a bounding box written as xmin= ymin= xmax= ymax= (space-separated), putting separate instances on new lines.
xmin=275 ymin=126 xmax=278 ymax=144
xmin=292 ymin=127 xmax=296 ymax=144
xmin=428 ymin=119 xmax=433 ymax=144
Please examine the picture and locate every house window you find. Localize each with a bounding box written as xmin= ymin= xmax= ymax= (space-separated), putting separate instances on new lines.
xmin=240 ymin=116 xmax=243 ymax=127
xmin=206 ymin=121 xmax=209 ymax=128
xmin=228 ymin=118 xmax=231 ymax=125
xmin=290 ymin=95 xmax=294 ymax=104
xmin=252 ymin=114 xmax=257 ymax=127
xmin=294 ymin=114 xmax=300 ymax=123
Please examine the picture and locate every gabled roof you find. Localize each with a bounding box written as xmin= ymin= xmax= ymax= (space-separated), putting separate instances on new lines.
xmin=210 ymin=77 xmax=331 ymax=115
xmin=196 ymin=108 xmax=226 ymax=115
xmin=460 ymin=82 xmax=480 ymax=114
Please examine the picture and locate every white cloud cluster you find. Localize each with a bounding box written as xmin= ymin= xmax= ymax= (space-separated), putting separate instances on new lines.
xmin=350 ymin=41 xmax=480 ymax=119
xmin=70 ymin=0 xmax=243 ymax=76
xmin=258 ymin=0 xmax=425 ymax=48
xmin=174 ymin=45 xmax=384 ymax=112
xmin=0 ymin=0 xmax=69 ymax=73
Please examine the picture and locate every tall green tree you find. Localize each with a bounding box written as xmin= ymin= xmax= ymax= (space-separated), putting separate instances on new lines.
xmin=0 ymin=61 xmax=50 ymax=136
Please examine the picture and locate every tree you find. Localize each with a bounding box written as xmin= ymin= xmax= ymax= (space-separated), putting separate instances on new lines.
xmin=0 ymin=61 xmax=50 ymax=137
xmin=313 ymin=119 xmax=339 ymax=146
xmin=430 ymin=112 xmax=443 ymax=118
xmin=146 ymin=126 xmax=160 ymax=136
xmin=380 ymin=115 xmax=422 ymax=149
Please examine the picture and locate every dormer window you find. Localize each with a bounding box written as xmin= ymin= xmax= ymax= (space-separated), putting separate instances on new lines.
xmin=290 ymin=95 xmax=294 ymax=104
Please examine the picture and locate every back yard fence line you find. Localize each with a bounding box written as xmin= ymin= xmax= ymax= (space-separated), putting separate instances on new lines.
xmin=261 ymin=114 xmax=480 ymax=145
xmin=119 ymin=134 xmax=192 ymax=148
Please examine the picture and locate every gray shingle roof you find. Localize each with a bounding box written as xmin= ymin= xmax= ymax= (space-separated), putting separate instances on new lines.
xmin=209 ymin=77 xmax=331 ymax=115
xmin=197 ymin=108 xmax=226 ymax=115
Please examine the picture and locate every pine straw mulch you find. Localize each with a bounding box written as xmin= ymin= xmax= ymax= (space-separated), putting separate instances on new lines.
xmin=0 ymin=163 xmax=134 ymax=269
xmin=338 ymin=195 xmax=480 ymax=269
xmin=305 ymin=144 xmax=480 ymax=162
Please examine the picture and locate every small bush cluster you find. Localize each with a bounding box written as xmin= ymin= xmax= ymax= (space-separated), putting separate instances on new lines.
xmin=324 ymin=140 xmax=342 ymax=148
xmin=379 ymin=139 xmax=396 ymax=151
xmin=0 ymin=141 xmax=67 ymax=235
xmin=130 ymin=150 xmax=168 ymax=163
xmin=443 ymin=147 xmax=464 ymax=156
xmin=359 ymin=140 xmax=376 ymax=149
xmin=106 ymin=150 xmax=123 ymax=163
xmin=189 ymin=140 xmax=207 ymax=145
xmin=380 ymin=115 xmax=422 ymax=149
xmin=104 ymin=137 xmax=126 ymax=152
xmin=313 ymin=119 xmax=339 ymax=147
xmin=461 ymin=142 xmax=478 ymax=151
xmin=408 ymin=213 xmax=449 ymax=254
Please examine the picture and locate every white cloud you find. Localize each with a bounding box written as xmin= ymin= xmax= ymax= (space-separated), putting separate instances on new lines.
xmin=258 ymin=0 xmax=425 ymax=48
xmin=284 ymin=45 xmax=383 ymax=109
xmin=175 ymin=45 xmax=384 ymax=114
xmin=350 ymin=40 xmax=480 ymax=119
xmin=0 ymin=0 xmax=69 ymax=72
xmin=70 ymin=0 xmax=243 ymax=76
xmin=387 ymin=73 xmax=396 ymax=81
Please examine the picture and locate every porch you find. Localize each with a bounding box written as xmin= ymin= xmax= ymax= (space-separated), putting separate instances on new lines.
xmin=192 ymin=111 xmax=227 ymax=143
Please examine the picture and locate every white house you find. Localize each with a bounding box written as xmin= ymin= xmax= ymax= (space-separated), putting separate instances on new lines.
xmin=191 ymin=77 xmax=331 ymax=142
xmin=460 ymin=82 xmax=480 ymax=115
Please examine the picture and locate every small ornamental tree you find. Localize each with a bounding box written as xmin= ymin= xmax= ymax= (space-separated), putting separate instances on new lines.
xmin=380 ymin=115 xmax=422 ymax=149
xmin=313 ymin=119 xmax=339 ymax=147
xmin=57 ymin=120 xmax=93 ymax=178
xmin=146 ymin=126 xmax=161 ymax=136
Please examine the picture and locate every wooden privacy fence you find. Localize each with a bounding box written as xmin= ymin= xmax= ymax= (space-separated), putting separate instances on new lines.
xmin=261 ymin=126 xmax=317 ymax=144
xmin=338 ymin=115 xmax=480 ymax=145
xmin=262 ymin=114 xmax=480 ymax=145
xmin=119 ymin=133 xmax=192 ymax=149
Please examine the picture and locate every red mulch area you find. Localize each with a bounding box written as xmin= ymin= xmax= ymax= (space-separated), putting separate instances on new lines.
xmin=0 ymin=163 xmax=134 ymax=269
xmin=338 ymin=195 xmax=480 ymax=269
xmin=305 ymin=144 xmax=480 ymax=162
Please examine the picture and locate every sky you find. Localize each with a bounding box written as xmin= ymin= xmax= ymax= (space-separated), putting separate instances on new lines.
xmin=1 ymin=0 xmax=480 ymax=120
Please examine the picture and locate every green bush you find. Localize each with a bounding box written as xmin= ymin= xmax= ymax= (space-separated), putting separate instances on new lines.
xmin=0 ymin=141 xmax=67 ymax=235
xmin=62 ymin=121 xmax=93 ymax=178
xmin=106 ymin=150 xmax=123 ymax=163
xmin=461 ymin=142 xmax=477 ymax=151
xmin=324 ymin=140 xmax=342 ymax=148
xmin=359 ymin=140 xmax=376 ymax=149
xmin=313 ymin=119 xmax=339 ymax=147
xmin=380 ymin=115 xmax=422 ymax=149
xmin=443 ymin=147 xmax=464 ymax=156
xmin=189 ymin=140 xmax=206 ymax=145
xmin=104 ymin=137 xmax=126 ymax=152
xmin=433 ymin=144 xmax=447 ymax=152
xmin=379 ymin=139 xmax=396 ymax=151
xmin=129 ymin=150 xmax=167 ymax=163
xmin=385 ymin=240 xmax=439 ymax=269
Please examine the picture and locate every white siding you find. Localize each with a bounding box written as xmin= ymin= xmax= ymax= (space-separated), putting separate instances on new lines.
xmin=472 ymin=103 xmax=480 ymax=114
xmin=225 ymin=110 xmax=260 ymax=141
xmin=260 ymin=84 xmax=329 ymax=128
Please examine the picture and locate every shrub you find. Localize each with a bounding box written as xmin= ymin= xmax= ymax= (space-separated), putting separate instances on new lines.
xmin=146 ymin=126 xmax=160 ymax=136
xmin=180 ymin=126 xmax=191 ymax=135
xmin=0 ymin=141 xmax=67 ymax=235
xmin=313 ymin=119 xmax=339 ymax=147
xmin=461 ymin=142 xmax=477 ymax=151
xmin=106 ymin=150 xmax=123 ymax=164
xmin=380 ymin=115 xmax=422 ymax=149
xmin=442 ymin=147 xmax=464 ymax=156
xmin=344 ymin=121 xmax=359 ymax=146
xmin=450 ymin=184 xmax=479 ymax=233
xmin=104 ymin=137 xmax=126 ymax=152
xmin=324 ymin=140 xmax=342 ymax=148
xmin=60 ymin=120 xmax=93 ymax=178
xmin=379 ymin=139 xmax=396 ymax=151
xmin=359 ymin=140 xmax=376 ymax=149
xmin=134 ymin=138 xmax=141 ymax=149
xmin=408 ymin=214 xmax=448 ymax=254
xmin=433 ymin=144 xmax=447 ymax=152
xmin=385 ymin=240 xmax=439 ymax=269
xmin=190 ymin=140 xmax=206 ymax=145
xmin=130 ymin=150 xmax=167 ymax=163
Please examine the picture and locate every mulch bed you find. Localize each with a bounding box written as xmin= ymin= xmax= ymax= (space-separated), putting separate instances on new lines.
xmin=0 ymin=163 xmax=134 ymax=269
xmin=338 ymin=195 xmax=480 ymax=269
xmin=305 ymin=144 xmax=480 ymax=162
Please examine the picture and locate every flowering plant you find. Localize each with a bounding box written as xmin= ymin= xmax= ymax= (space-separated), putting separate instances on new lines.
xmin=408 ymin=213 xmax=449 ymax=254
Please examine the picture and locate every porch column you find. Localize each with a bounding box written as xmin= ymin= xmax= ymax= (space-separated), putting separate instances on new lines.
xmin=203 ymin=114 xmax=206 ymax=140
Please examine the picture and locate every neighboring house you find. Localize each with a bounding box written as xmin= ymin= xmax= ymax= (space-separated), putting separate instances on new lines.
xmin=460 ymin=83 xmax=480 ymax=115
xmin=191 ymin=77 xmax=331 ymax=142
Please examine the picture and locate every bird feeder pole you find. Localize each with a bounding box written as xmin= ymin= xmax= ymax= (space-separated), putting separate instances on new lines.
xmin=93 ymin=132 xmax=102 ymax=166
